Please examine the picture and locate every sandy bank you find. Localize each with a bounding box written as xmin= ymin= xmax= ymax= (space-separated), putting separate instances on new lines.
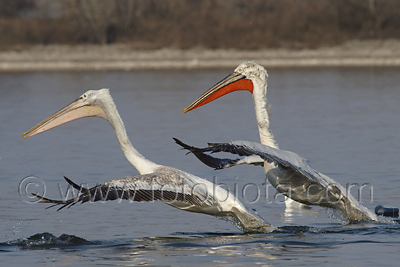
xmin=1 ymin=40 xmax=400 ymax=71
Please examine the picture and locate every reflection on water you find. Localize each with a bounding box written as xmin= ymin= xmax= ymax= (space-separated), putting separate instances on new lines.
xmin=1 ymin=67 xmax=400 ymax=266
xmin=2 ymin=225 xmax=400 ymax=266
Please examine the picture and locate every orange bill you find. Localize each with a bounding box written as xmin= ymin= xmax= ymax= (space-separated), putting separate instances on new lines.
xmin=183 ymin=72 xmax=253 ymax=113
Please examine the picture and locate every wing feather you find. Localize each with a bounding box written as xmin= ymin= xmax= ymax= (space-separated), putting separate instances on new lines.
xmin=174 ymin=138 xmax=328 ymax=186
xmin=174 ymin=138 xmax=264 ymax=169
xmin=34 ymin=172 xmax=213 ymax=211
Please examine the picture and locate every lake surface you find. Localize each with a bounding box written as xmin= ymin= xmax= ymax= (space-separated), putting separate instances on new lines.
xmin=1 ymin=67 xmax=400 ymax=266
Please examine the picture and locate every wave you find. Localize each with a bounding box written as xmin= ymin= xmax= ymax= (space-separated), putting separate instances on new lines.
xmin=0 ymin=232 xmax=95 ymax=250
xmin=2 ymin=224 xmax=400 ymax=251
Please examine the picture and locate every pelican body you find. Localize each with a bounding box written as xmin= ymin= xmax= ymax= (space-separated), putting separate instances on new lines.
xmin=181 ymin=61 xmax=377 ymax=222
xmin=174 ymin=138 xmax=377 ymax=222
xmin=23 ymin=89 xmax=273 ymax=233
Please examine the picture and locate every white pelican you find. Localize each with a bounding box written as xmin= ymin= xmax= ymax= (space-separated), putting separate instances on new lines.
xmin=23 ymin=89 xmax=273 ymax=233
xmin=179 ymin=61 xmax=377 ymax=222
xmin=182 ymin=61 xmax=305 ymax=208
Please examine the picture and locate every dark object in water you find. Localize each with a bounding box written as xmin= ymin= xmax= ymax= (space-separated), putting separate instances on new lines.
xmin=375 ymin=205 xmax=399 ymax=217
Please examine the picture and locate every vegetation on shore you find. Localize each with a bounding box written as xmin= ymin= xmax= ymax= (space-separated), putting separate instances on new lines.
xmin=1 ymin=0 xmax=400 ymax=50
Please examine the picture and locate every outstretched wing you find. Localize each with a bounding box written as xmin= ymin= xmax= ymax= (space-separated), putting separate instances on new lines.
xmin=174 ymin=138 xmax=328 ymax=186
xmin=34 ymin=172 xmax=212 ymax=211
xmin=174 ymin=139 xmax=378 ymax=222
xmin=173 ymin=138 xmax=264 ymax=169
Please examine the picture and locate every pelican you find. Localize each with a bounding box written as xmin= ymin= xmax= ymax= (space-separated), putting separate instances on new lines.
xmin=179 ymin=61 xmax=377 ymax=222
xmin=182 ymin=61 xmax=305 ymax=208
xmin=23 ymin=89 xmax=273 ymax=233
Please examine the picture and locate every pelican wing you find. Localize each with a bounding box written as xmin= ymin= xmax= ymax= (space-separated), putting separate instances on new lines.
xmin=174 ymin=138 xmax=328 ymax=186
xmin=174 ymin=138 xmax=264 ymax=169
xmin=34 ymin=173 xmax=212 ymax=211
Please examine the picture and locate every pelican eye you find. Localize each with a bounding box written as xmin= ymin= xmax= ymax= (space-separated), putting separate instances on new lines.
xmin=80 ymin=93 xmax=88 ymax=100
xmin=237 ymin=67 xmax=244 ymax=73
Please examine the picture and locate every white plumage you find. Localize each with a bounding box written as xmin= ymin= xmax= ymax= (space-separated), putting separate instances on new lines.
xmin=24 ymin=89 xmax=274 ymax=233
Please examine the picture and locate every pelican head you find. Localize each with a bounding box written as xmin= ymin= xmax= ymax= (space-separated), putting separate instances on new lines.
xmin=23 ymin=89 xmax=111 ymax=138
xmin=183 ymin=61 xmax=268 ymax=113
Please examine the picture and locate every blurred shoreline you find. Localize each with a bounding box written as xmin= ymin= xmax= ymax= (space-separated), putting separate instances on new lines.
xmin=1 ymin=40 xmax=400 ymax=72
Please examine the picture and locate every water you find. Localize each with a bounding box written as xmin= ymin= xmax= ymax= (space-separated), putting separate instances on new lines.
xmin=1 ymin=67 xmax=400 ymax=266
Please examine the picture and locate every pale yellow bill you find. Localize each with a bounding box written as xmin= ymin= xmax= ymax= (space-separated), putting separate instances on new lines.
xmin=23 ymin=99 xmax=106 ymax=139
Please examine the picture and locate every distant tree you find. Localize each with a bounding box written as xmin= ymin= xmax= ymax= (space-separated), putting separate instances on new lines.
xmin=1 ymin=0 xmax=400 ymax=48
xmin=0 ymin=0 xmax=35 ymax=17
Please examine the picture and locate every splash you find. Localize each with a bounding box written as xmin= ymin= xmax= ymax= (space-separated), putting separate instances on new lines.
xmin=4 ymin=232 xmax=94 ymax=249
